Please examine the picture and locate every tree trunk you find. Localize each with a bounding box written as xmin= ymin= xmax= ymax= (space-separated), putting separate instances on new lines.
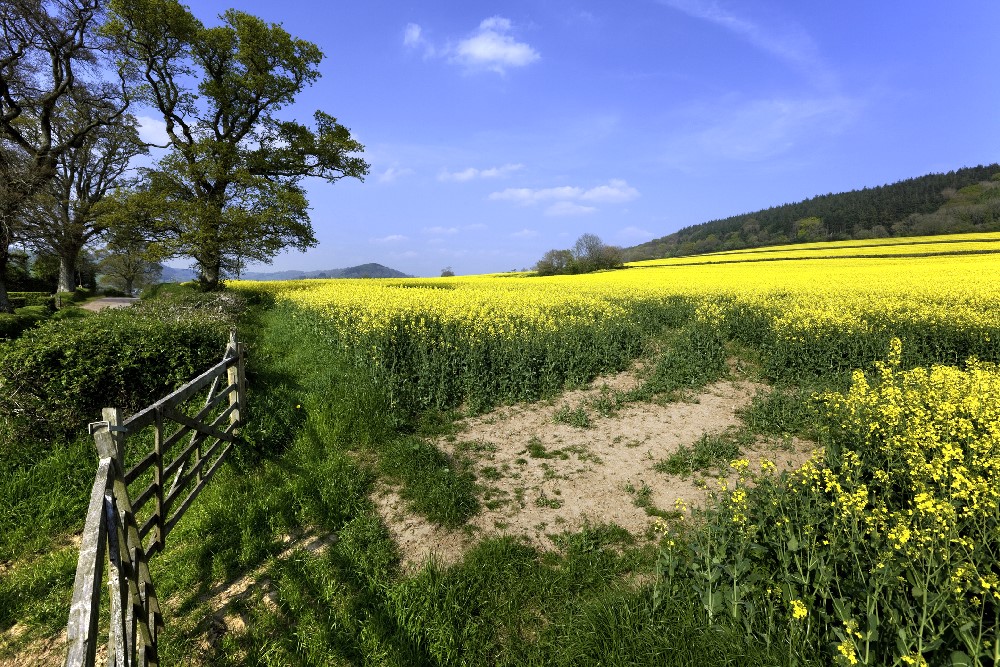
xmin=0 ymin=268 xmax=11 ymax=314
xmin=197 ymin=254 xmax=223 ymax=291
xmin=0 ymin=229 xmax=12 ymax=314
xmin=58 ymin=253 xmax=77 ymax=293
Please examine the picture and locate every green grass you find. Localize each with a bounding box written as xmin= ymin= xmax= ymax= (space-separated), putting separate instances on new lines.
xmin=628 ymin=321 xmax=729 ymax=402
xmin=655 ymin=433 xmax=743 ymax=478
xmin=0 ymin=295 xmax=812 ymax=665
xmin=553 ymin=405 xmax=592 ymax=428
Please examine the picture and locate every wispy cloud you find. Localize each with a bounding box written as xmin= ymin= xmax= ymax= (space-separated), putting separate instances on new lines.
xmin=403 ymin=17 xmax=539 ymax=74
xmin=489 ymin=179 xmax=639 ymax=210
xmin=545 ymin=202 xmax=596 ymax=217
xmin=403 ymin=23 xmax=423 ymax=47
xmin=371 ymin=234 xmax=408 ymax=243
xmin=423 ymin=226 xmax=460 ymax=235
xmin=377 ymin=166 xmax=414 ymax=183
xmin=490 ymin=185 xmax=581 ymax=205
xmin=658 ymin=0 xmax=835 ymax=89
xmin=511 ymin=228 xmax=539 ymax=238
xmin=438 ymin=163 xmax=523 ymax=182
xmin=580 ymin=179 xmax=639 ymax=203
xmin=668 ymin=95 xmax=861 ymax=162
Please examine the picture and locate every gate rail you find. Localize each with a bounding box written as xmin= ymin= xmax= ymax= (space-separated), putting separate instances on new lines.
xmin=64 ymin=330 xmax=245 ymax=667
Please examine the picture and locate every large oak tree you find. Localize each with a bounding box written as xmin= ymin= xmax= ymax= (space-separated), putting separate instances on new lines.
xmin=106 ymin=0 xmax=369 ymax=289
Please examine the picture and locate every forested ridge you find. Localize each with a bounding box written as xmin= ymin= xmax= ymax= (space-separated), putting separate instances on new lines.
xmin=625 ymin=163 xmax=1000 ymax=260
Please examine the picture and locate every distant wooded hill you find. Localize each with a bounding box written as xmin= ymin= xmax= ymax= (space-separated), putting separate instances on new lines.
xmin=160 ymin=262 xmax=411 ymax=282
xmin=625 ymin=164 xmax=1000 ymax=261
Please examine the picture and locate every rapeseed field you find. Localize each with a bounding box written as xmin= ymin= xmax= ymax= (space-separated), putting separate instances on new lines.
xmin=231 ymin=233 xmax=1000 ymax=665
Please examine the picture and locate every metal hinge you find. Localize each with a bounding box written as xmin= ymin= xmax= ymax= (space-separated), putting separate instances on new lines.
xmin=88 ymin=421 xmax=128 ymax=435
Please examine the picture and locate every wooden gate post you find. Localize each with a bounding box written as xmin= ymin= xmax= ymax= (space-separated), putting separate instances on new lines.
xmin=66 ymin=332 xmax=244 ymax=667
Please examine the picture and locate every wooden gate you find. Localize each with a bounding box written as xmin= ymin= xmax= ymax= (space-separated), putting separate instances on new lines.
xmin=64 ymin=330 xmax=246 ymax=667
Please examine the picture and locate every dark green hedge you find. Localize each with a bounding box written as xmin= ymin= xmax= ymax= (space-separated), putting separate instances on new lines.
xmin=0 ymin=299 xmax=234 ymax=438
xmin=8 ymin=292 xmax=52 ymax=310
xmin=0 ymin=308 xmax=49 ymax=340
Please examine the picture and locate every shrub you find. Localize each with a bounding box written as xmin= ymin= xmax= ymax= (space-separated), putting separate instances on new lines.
xmin=0 ymin=296 xmax=236 ymax=438
xmin=9 ymin=292 xmax=52 ymax=308
xmin=0 ymin=313 xmax=42 ymax=340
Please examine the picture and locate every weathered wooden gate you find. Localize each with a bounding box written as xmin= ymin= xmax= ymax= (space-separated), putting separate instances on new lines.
xmin=64 ymin=330 xmax=246 ymax=667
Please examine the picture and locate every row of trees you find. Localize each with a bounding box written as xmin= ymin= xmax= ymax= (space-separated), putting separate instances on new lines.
xmin=0 ymin=0 xmax=368 ymax=312
xmin=625 ymin=165 xmax=1000 ymax=261
xmin=534 ymin=234 xmax=624 ymax=276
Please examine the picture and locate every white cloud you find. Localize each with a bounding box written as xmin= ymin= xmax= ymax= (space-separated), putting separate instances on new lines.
xmin=377 ymin=166 xmax=414 ymax=183
xmin=511 ymin=228 xmax=539 ymax=238
xmin=137 ymin=115 xmax=170 ymax=145
xmin=545 ymin=201 xmax=596 ymax=217
xmin=463 ymin=223 xmax=488 ymax=231
xmin=453 ymin=17 xmax=539 ymax=73
xmin=403 ymin=22 xmax=437 ymax=58
xmin=479 ymin=17 xmax=512 ymax=32
xmin=489 ymin=179 xmax=639 ymax=210
xmin=438 ymin=163 xmax=523 ymax=182
xmin=372 ymin=234 xmax=408 ymax=243
xmin=423 ymin=226 xmax=460 ymax=235
xmin=489 ymin=185 xmax=582 ymax=205
xmin=579 ymin=179 xmax=640 ymax=203
xmin=403 ymin=23 xmax=423 ymax=47
xmin=405 ymin=17 xmax=539 ymax=74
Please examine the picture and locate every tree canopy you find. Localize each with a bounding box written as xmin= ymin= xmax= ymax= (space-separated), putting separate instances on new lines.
xmin=625 ymin=164 xmax=1000 ymax=261
xmin=534 ymin=234 xmax=623 ymax=276
xmin=0 ymin=0 xmax=129 ymax=311
xmin=105 ymin=0 xmax=369 ymax=288
xmin=20 ymin=109 xmax=144 ymax=292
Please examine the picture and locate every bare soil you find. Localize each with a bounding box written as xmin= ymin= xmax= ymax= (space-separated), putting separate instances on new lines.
xmin=79 ymin=297 xmax=139 ymax=312
xmin=374 ymin=370 xmax=815 ymax=570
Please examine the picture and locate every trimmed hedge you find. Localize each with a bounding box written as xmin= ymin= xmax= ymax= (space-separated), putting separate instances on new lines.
xmin=0 ymin=311 xmax=47 ymax=340
xmin=0 ymin=296 xmax=237 ymax=438
xmin=8 ymin=292 xmax=52 ymax=310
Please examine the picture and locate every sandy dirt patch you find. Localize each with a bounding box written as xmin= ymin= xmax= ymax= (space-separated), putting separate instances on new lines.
xmin=374 ymin=370 xmax=815 ymax=569
xmin=79 ymin=297 xmax=139 ymax=312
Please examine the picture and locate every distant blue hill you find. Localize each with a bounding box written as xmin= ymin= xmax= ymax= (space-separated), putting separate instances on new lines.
xmin=159 ymin=262 xmax=411 ymax=282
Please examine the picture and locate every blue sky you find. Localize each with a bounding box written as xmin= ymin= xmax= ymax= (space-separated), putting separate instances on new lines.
xmin=143 ymin=1 xmax=1000 ymax=277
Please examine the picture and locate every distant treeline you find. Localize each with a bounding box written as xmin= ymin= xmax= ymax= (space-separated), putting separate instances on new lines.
xmin=625 ymin=164 xmax=1000 ymax=260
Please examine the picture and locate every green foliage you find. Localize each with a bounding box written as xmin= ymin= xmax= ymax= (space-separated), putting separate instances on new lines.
xmin=8 ymin=292 xmax=51 ymax=308
xmin=105 ymin=0 xmax=369 ymax=288
xmin=0 ymin=548 xmax=78 ymax=633
xmin=288 ymin=303 xmax=647 ymax=420
xmin=630 ymin=319 xmax=728 ymax=400
xmin=626 ymin=163 xmax=1000 ymax=260
xmin=739 ymin=384 xmax=827 ymax=440
xmin=380 ymin=438 xmax=479 ymax=527
xmin=0 ymin=309 xmax=46 ymax=340
xmin=0 ymin=296 xmax=232 ymax=437
xmin=535 ymin=233 xmax=624 ymax=276
xmin=656 ymin=349 xmax=1000 ymax=665
xmin=655 ymin=433 xmax=741 ymax=477
xmin=0 ymin=290 xmax=819 ymax=665
xmin=553 ymin=404 xmax=592 ymax=428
